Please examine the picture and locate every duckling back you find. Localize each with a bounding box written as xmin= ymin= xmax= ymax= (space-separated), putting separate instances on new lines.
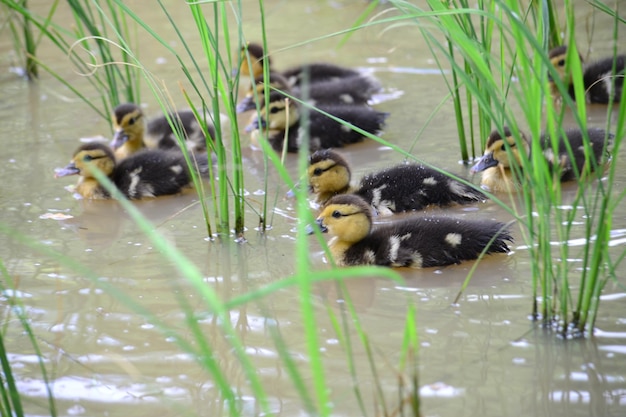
xmin=581 ymin=55 xmax=625 ymax=103
xmin=304 ymin=104 xmax=388 ymax=151
xmin=239 ymin=42 xmax=362 ymax=86
xmin=355 ymin=164 xmax=484 ymax=214
xmin=281 ymin=63 xmax=363 ymax=88
xmin=345 ymin=215 xmax=512 ymax=268
xmin=238 ymin=72 xmax=381 ymax=113
xmin=540 ymin=127 xmax=612 ymax=181
xmin=113 ymin=150 xmax=192 ymax=199
xmin=145 ymin=110 xmax=215 ymax=154
xmin=251 ymin=92 xmax=389 ymax=152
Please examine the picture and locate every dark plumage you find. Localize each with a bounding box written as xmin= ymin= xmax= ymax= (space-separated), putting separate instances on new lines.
xmin=239 ymin=42 xmax=362 ymax=87
xmin=55 ymin=142 xmax=192 ymax=199
xmin=471 ymin=126 xmax=612 ymax=192
xmin=548 ymin=45 xmax=625 ymax=104
xmin=236 ymin=71 xmax=381 ymax=113
xmin=248 ymin=91 xmax=388 ymax=152
xmin=110 ymin=103 xmax=214 ymax=160
xmin=308 ymin=149 xmax=484 ymax=214
xmin=314 ymin=195 xmax=512 ymax=268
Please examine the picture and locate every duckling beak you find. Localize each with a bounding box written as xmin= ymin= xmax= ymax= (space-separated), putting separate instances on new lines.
xmin=236 ymin=97 xmax=257 ymax=113
xmin=470 ymin=153 xmax=499 ymax=173
xmin=54 ymin=162 xmax=80 ymax=178
xmin=314 ymin=218 xmax=329 ymax=234
xmin=244 ymin=118 xmax=262 ymax=133
xmin=110 ymin=129 xmax=128 ymax=150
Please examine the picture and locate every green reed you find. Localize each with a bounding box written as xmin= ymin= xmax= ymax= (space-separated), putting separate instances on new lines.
xmin=1 ymin=0 xmax=140 ymax=118
xmin=0 ymin=259 xmax=57 ymax=417
xmin=383 ymin=0 xmax=625 ymax=337
xmin=106 ymin=0 xmax=248 ymax=236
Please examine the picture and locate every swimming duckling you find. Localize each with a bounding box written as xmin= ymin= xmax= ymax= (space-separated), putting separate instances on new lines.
xmin=548 ymin=45 xmax=625 ymax=104
xmin=237 ymin=71 xmax=381 ymax=113
xmin=55 ymin=143 xmax=192 ymax=199
xmin=247 ymin=91 xmax=388 ymax=152
xmin=111 ymin=103 xmax=214 ymax=160
xmin=470 ymin=127 xmax=611 ymax=192
xmin=308 ymin=149 xmax=484 ymax=214
xmin=313 ymin=194 xmax=512 ymax=268
xmin=239 ymin=42 xmax=363 ymax=87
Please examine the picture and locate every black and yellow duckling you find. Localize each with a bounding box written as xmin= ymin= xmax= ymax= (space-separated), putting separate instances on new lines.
xmin=247 ymin=91 xmax=389 ymax=152
xmin=308 ymin=149 xmax=484 ymax=214
xmin=470 ymin=127 xmax=611 ymax=192
xmin=55 ymin=142 xmax=192 ymax=199
xmin=236 ymin=71 xmax=381 ymax=113
xmin=239 ymin=42 xmax=362 ymax=88
xmin=312 ymin=194 xmax=512 ymax=268
xmin=110 ymin=103 xmax=214 ymax=160
xmin=548 ymin=45 xmax=625 ymax=104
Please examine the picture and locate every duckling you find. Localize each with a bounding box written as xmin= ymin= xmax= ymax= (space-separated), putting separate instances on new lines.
xmin=247 ymin=91 xmax=389 ymax=152
xmin=313 ymin=194 xmax=512 ymax=268
xmin=55 ymin=142 xmax=192 ymax=199
xmin=239 ymin=42 xmax=363 ymax=87
xmin=548 ymin=45 xmax=625 ymax=104
xmin=110 ymin=103 xmax=214 ymax=160
xmin=470 ymin=127 xmax=611 ymax=192
xmin=308 ymin=149 xmax=484 ymax=214
xmin=237 ymin=71 xmax=381 ymax=113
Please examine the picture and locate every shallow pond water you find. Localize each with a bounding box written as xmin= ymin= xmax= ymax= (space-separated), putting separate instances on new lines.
xmin=1 ymin=1 xmax=626 ymax=416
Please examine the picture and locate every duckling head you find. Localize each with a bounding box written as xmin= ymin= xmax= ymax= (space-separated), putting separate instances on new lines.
xmin=548 ymin=45 xmax=570 ymax=81
xmin=251 ymin=91 xmax=300 ymax=131
xmin=471 ymin=128 xmax=530 ymax=192
xmin=239 ymin=42 xmax=270 ymax=78
xmin=471 ymin=127 xmax=528 ymax=173
xmin=547 ymin=45 xmax=583 ymax=95
xmin=110 ymin=103 xmax=145 ymax=158
xmin=308 ymin=149 xmax=352 ymax=199
xmin=55 ymin=142 xmax=116 ymax=179
xmin=237 ymin=72 xmax=291 ymax=113
xmin=315 ymin=194 xmax=373 ymax=244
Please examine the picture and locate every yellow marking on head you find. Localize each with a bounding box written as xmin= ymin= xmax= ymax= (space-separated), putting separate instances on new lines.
xmin=239 ymin=43 xmax=267 ymax=78
xmin=259 ymin=97 xmax=299 ymax=130
xmin=308 ymin=159 xmax=351 ymax=202
xmin=72 ymin=147 xmax=116 ymax=178
xmin=112 ymin=107 xmax=145 ymax=159
xmin=317 ymin=201 xmax=371 ymax=244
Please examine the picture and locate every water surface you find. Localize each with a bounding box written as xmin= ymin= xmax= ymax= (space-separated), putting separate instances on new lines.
xmin=1 ymin=1 xmax=626 ymax=416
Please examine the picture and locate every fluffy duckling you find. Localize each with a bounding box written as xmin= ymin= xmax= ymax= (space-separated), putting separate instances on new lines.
xmin=239 ymin=42 xmax=363 ymax=87
xmin=237 ymin=71 xmax=381 ymax=113
xmin=313 ymin=194 xmax=512 ymax=268
xmin=470 ymin=127 xmax=611 ymax=192
xmin=247 ymin=91 xmax=388 ymax=152
xmin=111 ymin=103 xmax=214 ymax=160
xmin=308 ymin=149 xmax=484 ymax=214
xmin=548 ymin=45 xmax=625 ymax=104
xmin=55 ymin=143 xmax=192 ymax=199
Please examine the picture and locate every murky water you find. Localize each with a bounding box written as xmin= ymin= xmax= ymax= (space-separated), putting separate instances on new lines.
xmin=1 ymin=1 xmax=626 ymax=416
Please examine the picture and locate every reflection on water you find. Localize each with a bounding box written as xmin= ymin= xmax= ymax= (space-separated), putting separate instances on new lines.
xmin=1 ymin=1 xmax=625 ymax=416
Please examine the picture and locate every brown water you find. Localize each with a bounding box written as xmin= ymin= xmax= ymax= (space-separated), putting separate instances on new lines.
xmin=2 ymin=1 xmax=626 ymax=416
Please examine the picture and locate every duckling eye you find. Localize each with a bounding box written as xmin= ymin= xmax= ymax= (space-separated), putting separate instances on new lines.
xmin=313 ymin=168 xmax=323 ymax=176
xmin=128 ymin=117 xmax=137 ymax=125
xmin=83 ymin=155 xmax=93 ymax=162
xmin=557 ymin=59 xmax=565 ymax=67
xmin=332 ymin=210 xmax=342 ymax=218
xmin=270 ymin=106 xmax=281 ymax=114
